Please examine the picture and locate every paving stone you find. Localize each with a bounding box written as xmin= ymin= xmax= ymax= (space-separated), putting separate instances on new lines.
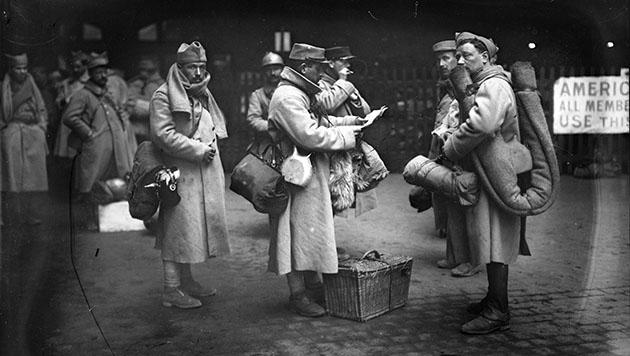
xmin=607 ymin=338 xmax=630 ymax=350
xmin=529 ymin=347 xmax=559 ymax=355
xmin=555 ymin=334 xmax=584 ymax=344
xmin=511 ymin=340 xmax=534 ymax=348
xmin=600 ymin=322 xmax=626 ymax=331
xmin=581 ymin=342 xmax=614 ymax=352
xmin=529 ymin=338 xmax=559 ymax=346
xmin=555 ymin=344 xmax=591 ymax=354
xmin=578 ymin=333 xmax=609 ymax=342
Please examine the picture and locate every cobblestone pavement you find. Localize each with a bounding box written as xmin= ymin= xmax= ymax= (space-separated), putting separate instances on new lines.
xmin=4 ymin=175 xmax=629 ymax=355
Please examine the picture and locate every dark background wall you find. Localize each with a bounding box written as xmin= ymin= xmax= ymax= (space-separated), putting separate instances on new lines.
xmin=1 ymin=0 xmax=628 ymax=73
xmin=1 ymin=0 xmax=628 ymax=172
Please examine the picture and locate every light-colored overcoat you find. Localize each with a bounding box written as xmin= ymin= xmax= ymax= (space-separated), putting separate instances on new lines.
xmin=128 ymin=72 xmax=165 ymax=139
xmin=267 ymin=67 xmax=358 ymax=275
xmin=0 ymin=74 xmax=48 ymax=192
xmin=150 ymin=84 xmax=230 ymax=263
xmin=444 ymin=68 xmax=522 ymax=265
xmin=62 ymin=81 xmax=134 ymax=193
xmin=246 ymin=85 xmax=275 ymax=153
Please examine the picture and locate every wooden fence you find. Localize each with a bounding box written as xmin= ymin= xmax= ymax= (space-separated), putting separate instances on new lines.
xmin=218 ymin=65 xmax=628 ymax=174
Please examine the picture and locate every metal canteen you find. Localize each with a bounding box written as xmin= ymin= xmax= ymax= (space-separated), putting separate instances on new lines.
xmin=281 ymin=146 xmax=312 ymax=187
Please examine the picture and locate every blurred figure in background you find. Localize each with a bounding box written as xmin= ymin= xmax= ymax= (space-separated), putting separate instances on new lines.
xmin=30 ymin=66 xmax=58 ymax=150
xmin=246 ymin=51 xmax=284 ymax=149
xmin=107 ymin=66 xmax=138 ymax=162
xmin=53 ymin=51 xmax=90 ymax=196
xmin=127 ymin=56 xmax=165 ymax=142
xmin=428 ymin=39 xmax=480 ymax=278
xmin=0 ymin=53 xmax=49 ymax=226
xmin=428 ymin=40 xmax=458 ymax=242
xmin=62 ymin=52 xmax=134 ymax=230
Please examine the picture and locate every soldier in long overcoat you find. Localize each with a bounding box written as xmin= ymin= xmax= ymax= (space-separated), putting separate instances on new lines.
xmin=318 ymin=46 xmax=379 ymax=216
xmin=0 ymin=53 xmax=49 ymax=225
xmin=149 ymin=41 xmax=229 ymax=309
xmin=442 ymin=32 xmax=525 ymax=335
xmin=62 ymin=53 xmax=134 ymax=194
xmin=128 ymin=57 xmax=165 ymax=142
xmin=62 ymin=52 xmax=134 ymax=230
xmin=54 ymin=51 xmax=90 ymax=160
xmin=268 ymin=43 xmax=382 ymax=317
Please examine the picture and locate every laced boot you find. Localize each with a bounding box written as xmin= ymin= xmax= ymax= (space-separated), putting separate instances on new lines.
xmin=180 ymin=264 xmax=217 ymax=297
xmin=451 ymin=262 xmax=483 ymax=277
xmin=462 ymin=262 xmax=510 ymax=334
xmin=466 ymin=296 xmax=488 ymax=315
xmin=181 ymin=279 xmax=217 ymax=298
xmin=461 ymin=307 xmax=510 ymax=334
xmin=437 ymin=259 xmax=457 ymax=269
xmin=289 ymin=292 xmax=325 ymax=317
xmin=162 ymin=287 xmax=202 ymax=309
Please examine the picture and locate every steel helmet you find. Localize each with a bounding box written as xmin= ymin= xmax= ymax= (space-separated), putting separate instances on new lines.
xmin=261 ymin=52 xmax=284 ymax=67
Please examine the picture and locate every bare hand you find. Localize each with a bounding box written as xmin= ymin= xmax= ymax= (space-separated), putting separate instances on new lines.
xmin=203 ymin=146 xmax=216 ymax=163
xmin=338 ymin=67 xmax=353 ymax=80
xmin=357 ymin=106 xmax=388 ymax=129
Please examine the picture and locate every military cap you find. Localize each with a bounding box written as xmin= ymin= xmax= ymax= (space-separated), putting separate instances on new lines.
xmin=288 ymin=43 xmax=328 ymax=63
xmin=177 ymin=41 xmax=207 ymax=65
xmin=138 ymin=58 xmax=159 ymax=71
xmin=455 ymin=32 xmax=499 ymax=59
xmin=71 ymin=50 xmax=89 ymax=64
xmin=5 ymin=53 xmax=28 ymax=68
xmin=432 ymin=40 xmax=456 ymax=53
xmin=87 ymin=52 xmax=109 ymax=69
xmin=325 ymin=46 xmax=355 ymax=60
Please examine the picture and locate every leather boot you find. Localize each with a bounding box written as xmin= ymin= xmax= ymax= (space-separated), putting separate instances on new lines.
xmin=461 ymin=307 xmax=510 ymax=334
xmin=289 ymin=292 xmax=325 ymax=317
xmin=304 ymin=271 xmax=325 ymax=306
xmin=162 ymin=287 xmax=202 ymax=309
xmin=466 ymin=296 xmax=487 ymax=315
xmin=461 ymin=263 xmax=510 ymax=334
xmin=287 ymin=271 xmax=325 ymax=317
xmin=180 ymin=264 xmax=217 ymax=297
xmin=486 ymin=262 xmax=509 ymax=315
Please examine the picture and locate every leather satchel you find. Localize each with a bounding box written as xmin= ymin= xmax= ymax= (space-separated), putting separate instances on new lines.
xmin=230 ymin=142 xmax=288 ymax=215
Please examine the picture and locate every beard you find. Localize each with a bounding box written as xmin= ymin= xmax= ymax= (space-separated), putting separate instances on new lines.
xmin=10 ymin=72 xmax=27 ymax=83
xmin=93 ymin=77 xmax=108 ymax=87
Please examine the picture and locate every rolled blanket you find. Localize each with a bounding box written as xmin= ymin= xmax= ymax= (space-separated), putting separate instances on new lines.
xmin=452 ymin=62 xmax=559 ymax=216
xmin=403 ymin=155 xmax=479 ymax=206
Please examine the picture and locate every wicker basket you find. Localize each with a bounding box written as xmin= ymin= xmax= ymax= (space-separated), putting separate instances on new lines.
xmin=323 ymin=250 xmax=413 ymax=322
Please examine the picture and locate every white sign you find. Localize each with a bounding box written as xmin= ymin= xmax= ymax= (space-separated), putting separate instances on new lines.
xmin=553 ymin=76 xmax=629 ymax=134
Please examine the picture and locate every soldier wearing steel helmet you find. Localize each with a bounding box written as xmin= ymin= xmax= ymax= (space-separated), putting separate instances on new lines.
xmin=246 ymin=51 xmax=284 ymax=149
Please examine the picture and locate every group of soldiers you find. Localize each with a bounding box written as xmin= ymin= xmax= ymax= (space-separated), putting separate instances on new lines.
xmin=0 ymin=51 xmax=165 ymax=229
xmin=1 ymin=30 xmax=527 ymax=336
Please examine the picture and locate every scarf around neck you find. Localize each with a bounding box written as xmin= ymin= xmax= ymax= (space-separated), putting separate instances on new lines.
xmin=165 ymin=63 xmax=227 ymax=139
xmin=471 ymin=65 xmax=511 ymax=86
xmin=1 ymin=72 xmax=46 ymax=125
